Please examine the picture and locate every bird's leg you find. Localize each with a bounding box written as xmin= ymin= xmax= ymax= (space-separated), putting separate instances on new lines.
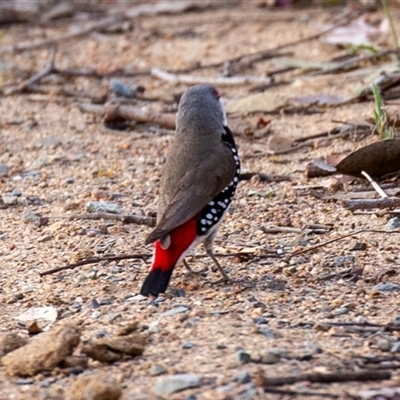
xmin=183 ymin=259 xmax=206 ymax=275
xmin=203 ymin=234 xmax=243 ymax=284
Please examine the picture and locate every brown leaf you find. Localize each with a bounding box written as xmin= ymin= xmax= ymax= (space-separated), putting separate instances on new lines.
xmin=336 ymin=139 xmax=400 ymax=178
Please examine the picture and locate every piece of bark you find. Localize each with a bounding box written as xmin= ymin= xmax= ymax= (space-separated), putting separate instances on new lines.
xmin=343 ymin=197 xmax=400 ymax=211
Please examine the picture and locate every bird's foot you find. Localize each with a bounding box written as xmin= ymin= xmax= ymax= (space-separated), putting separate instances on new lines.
xmin=183 ymin=259 xmax=207 ymax=275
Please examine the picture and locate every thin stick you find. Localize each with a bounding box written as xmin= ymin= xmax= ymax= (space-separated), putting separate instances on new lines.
xmin=39 ymin=254 xmax=151 ymax=277
xmin=39 ymin=251 xmax=281 ymax=277
xmin=69 ymin=212 xmax=156 ymax=227
xmin=361 ymin=171 xmax=388 ymax=198
xmin=255 ymin=369 xmax=391 ymax=388
xmin=151 ymin=67 xmax=272 ymax=86
xmin=4 ymin=46 xmax=57 ymax=95
xmin=290 ymin=229 xmax=400 ymax=257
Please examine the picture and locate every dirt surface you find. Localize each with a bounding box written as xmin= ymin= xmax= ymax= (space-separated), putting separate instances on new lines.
xmin=1 ymin=2 xmax=400 ymax=399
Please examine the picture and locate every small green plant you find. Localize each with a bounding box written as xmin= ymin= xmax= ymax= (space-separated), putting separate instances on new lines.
xmin=372 ymin=83 xmax=394 ymax=139
xmin=381 ymin=0 xmax=399 ymax=56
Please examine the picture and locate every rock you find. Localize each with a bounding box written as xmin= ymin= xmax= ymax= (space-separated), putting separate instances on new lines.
xmin=259 ymin=349 xmax=281 ymax=365
xmin=154 ymin=374 xmax=202 ymax=396
xmin=115 ymin=321 xmax=139 ymax=336
xmin=110 ymin=79 xmax=144 ymax=98
xmin=333 ymin=256 xmax=355 ymax=268
xmin=2 ymin=194 xmax=18 ymax=206
xmin=0 ymin=164 xmax=9 ymax=177
xmin=82 ymin=333 xmax=145 ymax=363
xmin=374 ymin=283 xmax=400 ymax=293
xmin=161 ymin=306 xmax=190 ymax=317
xmin=0 ymin=333 xmax=28 ymax=357
xmin=60 ymin=355 xmax=89 ymax=369
xmin=386 ymin=217 xmax=400 ymax=230
xmin=65 ymin=373 xmax=122 ymax=400
xmin=85 ymin=201 xmax=121 ymax=214
xmin=21 ymin=211 xmax=42 ymax=224
xmin=148 ymin=364 xmax=168 ymax=376
xmin=182 ymin=342 xmax=195 ymax=349
xmin=377 ymin=338 xmax=392 ymax=352
xmin=234 ymin=371 xmax=251 ymax=384
xmin=236 ymin=350 xmax=252 ymax=364
xmin=253 ymin=317 xmax=268 ymax=325
xmin=1 ymin=323 xmax=81 ymax=376
xmin=347 ymin=241 xmax=367 ymax=251
xmin=17 ymin=306 xmax=58 ymax=332
xmin=334 ymin=307 xmax=349 ymax=315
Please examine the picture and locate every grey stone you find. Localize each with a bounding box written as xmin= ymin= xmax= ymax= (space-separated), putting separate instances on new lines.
xmin=148 ymin=364 xmax=167 ymax=376
xmin=182 ymin=342 xmax=195 ymax=349
xmin=333 ymin=256 xmax=355 ymax=267
xmin=374 ymin=283 xmax=400 ymax=293
xmin=386 ymin=217 xmax=400 ymax=230
xmin=161 ymin=306 xmax=190 ymax=317
xmin=154 ymin=374 xmax=202 ymax=396
xmin=259 ymin=349 xmax=281 ymax=364
xmin=85 ymin=201 xmax=121 ymax=214
xmin=334 ymin=307 xmax=349 ymax=315
xmin=2 ymin=195 xmax=18 ymax=206
xmin=236 ymin=350 xmax=251 ymax=364
xmin=0 ymin=165 xmax=9 ymax=177
xmin=234 ymin=371 xmax=251 ymax=384
xmin=377 ymin=338 xmax=392 ymax=352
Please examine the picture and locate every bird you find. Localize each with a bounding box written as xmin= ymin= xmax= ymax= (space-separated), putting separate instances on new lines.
xmin=140 ymin=84 xmax=241 ymax=297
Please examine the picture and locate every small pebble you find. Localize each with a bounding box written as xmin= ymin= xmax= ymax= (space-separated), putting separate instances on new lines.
xmin=259 ymin=350 xmax=281 ymax=365
xmin=148 ymin=364 xmax=167 ymax=376
xmin=2 ymin=195 xmax=18 ymax=206
xmin=374 ymin=283 xmax=400 ymax=293
xmin=385 ymin=217 xmax=400 ymax=230
xmin=234 ymin=371 xmax=251 ymax=384
xmin=253 ymin=317 xmax=268 ymax=325
xmin=0 ymin=164 xmax=9 ymax=177
xmin=85 ymin=201 xmax=121 ymax=214
xmin=91 ymin=299 xmax=100 ymax=309
xmin=334 ymin=307 xmax=349 ymax=315
xmin=236 ymin=350 xmax=251 ymax=364
xmin=348 ymin=241 xmax=367 ymax=251
xmin=154 ymin=374 xmax=202 ymax=396
xmin=333 ymin=256 xmax=355 ymax=268
xmin=161 ymin=306 xmax=190 ymax=317
xmin=182 ymin=342 xmax=195 ymax=349
xmin=377 ymin=338 xmax=392 ymax=352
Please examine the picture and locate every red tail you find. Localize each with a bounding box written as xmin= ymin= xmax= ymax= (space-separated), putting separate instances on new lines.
xmin=140 ymin=216 xmax=198 ymax=297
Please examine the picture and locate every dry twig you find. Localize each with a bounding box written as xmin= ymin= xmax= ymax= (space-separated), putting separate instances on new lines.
xmin=254 ymin=368 xmax=391 ymax=388
xmin=151 ymin=68 xmax=272 ymax=86
xmin=69 ymin=212 xmax=156 ymax=227
xmin=4 ymin=46 xmax=57 ymax=95
xmin=343 ymin=197 xmax=400 ymax=211
xmin=78 ymin=103 xmax=176 ymax=130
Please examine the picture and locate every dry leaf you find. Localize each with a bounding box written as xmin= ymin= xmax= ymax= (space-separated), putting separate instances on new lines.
xmin=336 ymin=139 xmax=400 ymax=178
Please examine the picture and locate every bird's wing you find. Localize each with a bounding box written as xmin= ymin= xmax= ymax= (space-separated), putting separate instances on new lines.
xmin=145 ymin=145 xmax=235 ymax=243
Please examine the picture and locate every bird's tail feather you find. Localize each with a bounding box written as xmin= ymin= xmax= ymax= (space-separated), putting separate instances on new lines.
xmin=140 ymin=268 xmax=174 ymax=297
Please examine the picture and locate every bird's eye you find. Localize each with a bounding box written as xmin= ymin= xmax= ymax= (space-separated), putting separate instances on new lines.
xmin=211 ymin=87 xmax=220 ymax=100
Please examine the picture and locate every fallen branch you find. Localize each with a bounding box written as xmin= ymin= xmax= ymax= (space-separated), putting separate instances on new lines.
xmin=78 ymin=103 xmax=176 ymax=130
xmin=254 ymin=368 xmax=391 ymax=388
xmin=343 ymin=196 xmax=400 ymax=211
xmin=151 ymin=67 xmax=272 ymax=86
xmin=39 ymin=254 xmax=151 ymax=277
xmin=69 ymin=212 xmax=156 ymax=227
xmin=4 ymin=46 xmax=57 ymax=95
xmin=40 ymin=251 xmax=281 ymax=277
